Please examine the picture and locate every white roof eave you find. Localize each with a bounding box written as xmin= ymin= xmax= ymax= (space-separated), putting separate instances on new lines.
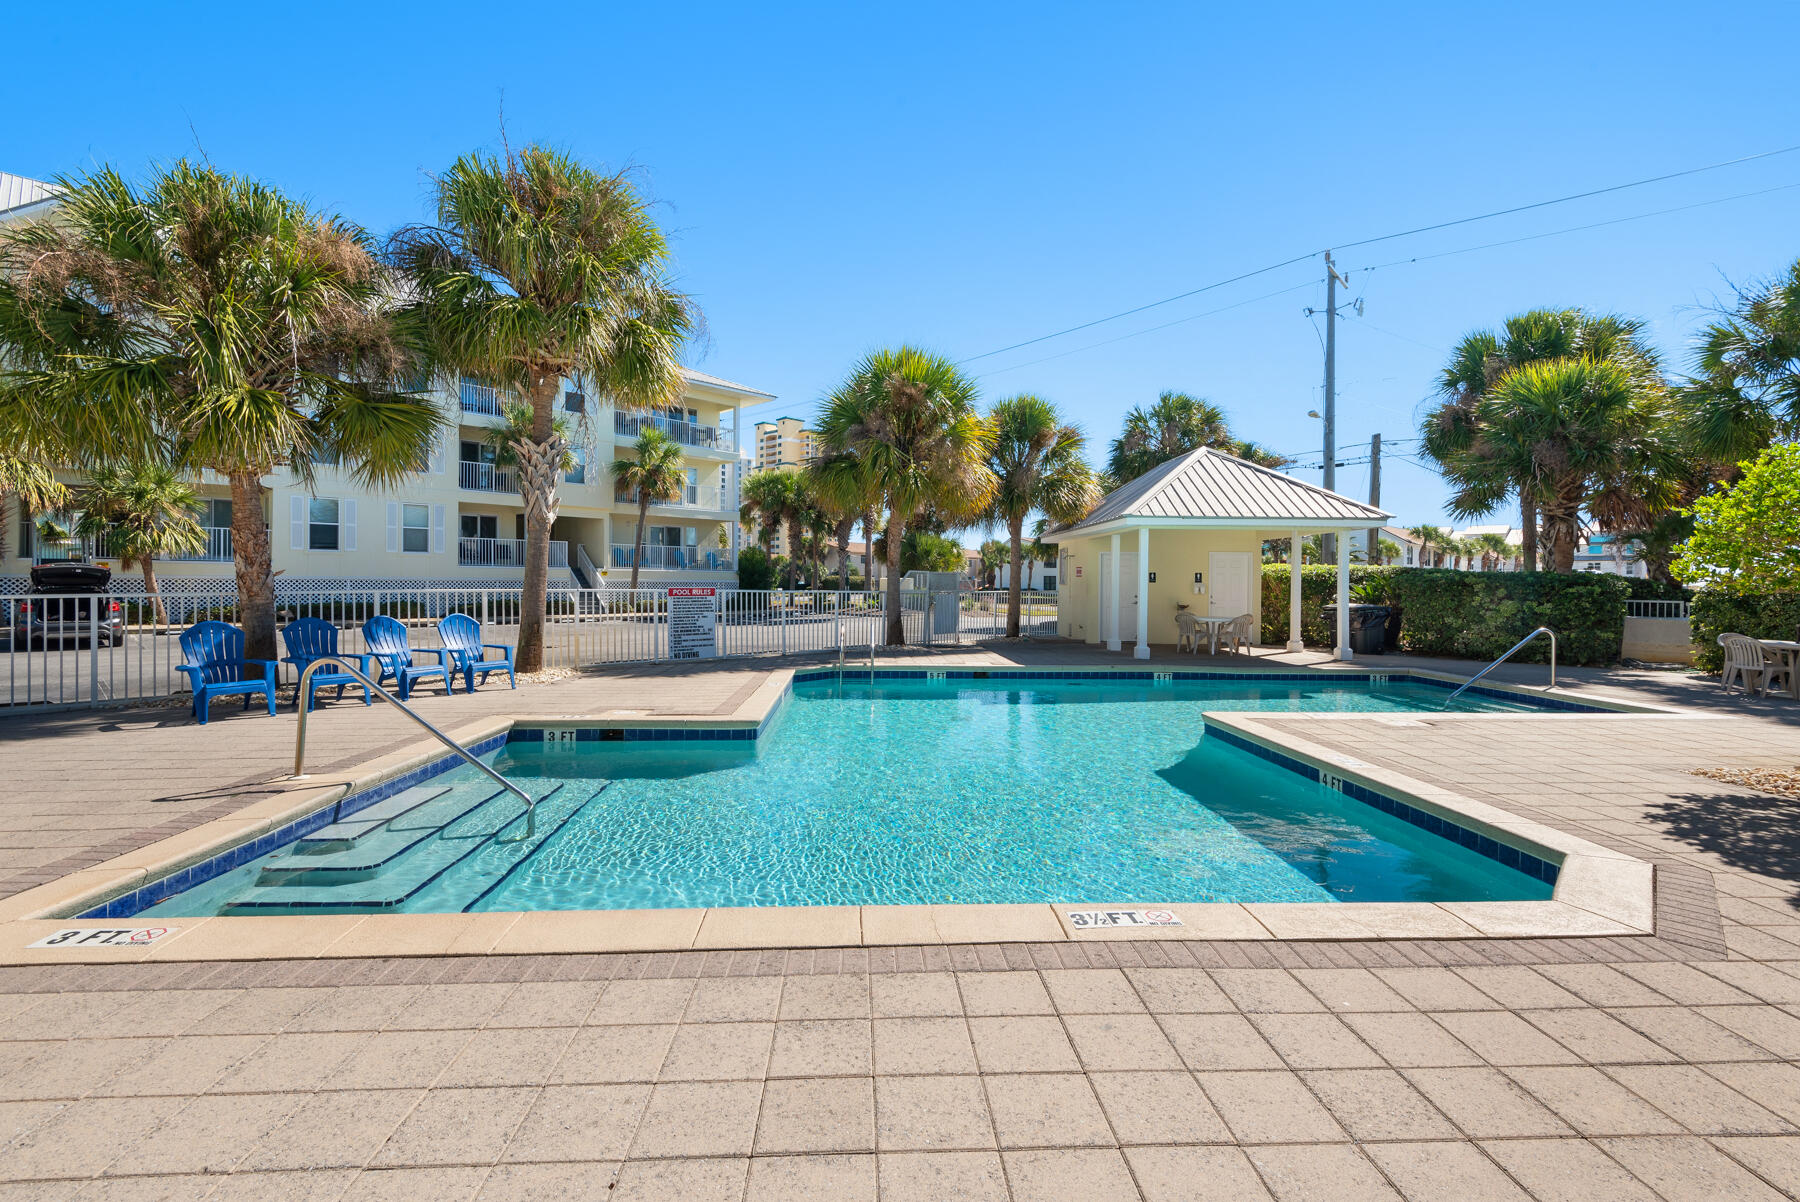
xmin=1045 ymin=513 xmax=1391 ymax=543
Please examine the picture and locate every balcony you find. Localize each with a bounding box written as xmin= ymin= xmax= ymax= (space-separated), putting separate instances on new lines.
xmin=459 ymin=460 xmax=516 ymax=493
xmin=458 ymin=537 xmax=568 ymax=568
xmin=614 ymin=412 xmax=736 ymax=453
xmin=458 ymin=378 xmax=515 ymax=417
xmin=32 ymin=527 xmax=237 ymax=564
xmin=615 ymin=483 xmax=727 ymax=512
xmin=608 ymin=544 xmax=735 ymax=572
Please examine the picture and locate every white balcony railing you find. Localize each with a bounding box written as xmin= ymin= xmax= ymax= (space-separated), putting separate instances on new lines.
xmin=458 ymin=537 xmax=568 ymax=568
xmin=458 ymin=378 xmax=515 ymax=417
xmin=608 ymin=543 xmax=735 ymax=572
xmin=614 ymin=411 xmax=736 ymax=453
xmin=33 ymin=526 xmax=237 ymax=563
xmin=616 ymin=483 xmax=727 ymax=512
xmin=458 ymin=460 xmax=516 ymax=493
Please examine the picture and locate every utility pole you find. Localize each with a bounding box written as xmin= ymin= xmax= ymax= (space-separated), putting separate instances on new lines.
xmin=1319 ymin=251 xmax=1349 ymax=562
xmin=1366 ymin=433 xmax=1381 ymax=564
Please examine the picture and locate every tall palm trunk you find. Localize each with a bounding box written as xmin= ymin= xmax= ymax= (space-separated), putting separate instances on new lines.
xmin=229 ymin=471 xmax=277 ymax=660
xmin=1519 ymin=492 xmax=1538 ymax=573
xmin=629 ymin=495 xmax=650 ymax=589
xmin=137 ymin=556 xmax=167 ymax=626
xmin=834 ymin=515 xmax=855 ymax=587
xmin=784 ymin=516 xmax=803 ymax=588
xmin=1005 ymin=515 xmax=1025 ymax=638
xmin=862 ymin=512 xmax=877 ymax=588
xmin=514 ymin=379 xmax=566 ymax=674
xmin=1541 ymin=488 xmax=1582 ymax=574
xmin=883 ymin=513 xmax=905 ymax=645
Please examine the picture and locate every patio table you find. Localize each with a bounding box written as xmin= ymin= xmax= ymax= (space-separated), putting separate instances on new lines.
xmin=1177 ymin=612 xmax=1236 ymax=655
xmin=1758 ymin=639 xmax=1800 ymax=699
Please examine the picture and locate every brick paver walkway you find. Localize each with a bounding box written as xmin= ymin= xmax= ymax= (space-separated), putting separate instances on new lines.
xmin=4 ymin=646 xmax=1800 ymax=1199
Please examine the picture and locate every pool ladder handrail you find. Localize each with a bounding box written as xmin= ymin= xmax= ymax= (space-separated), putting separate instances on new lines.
xmin=290 ymin=656 xmax=537 ymax=842
xmin=1444 ymin=626 xmax=1557 ymax=706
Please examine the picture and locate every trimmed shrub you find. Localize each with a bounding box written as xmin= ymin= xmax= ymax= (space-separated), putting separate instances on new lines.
xmin=1689 ymin=591 xmax=1800 ymax=673
xmin=1261 ymin=565 xmax=1630 ymax=666
xmin=736 ymin=546 xmax=777 ymax=591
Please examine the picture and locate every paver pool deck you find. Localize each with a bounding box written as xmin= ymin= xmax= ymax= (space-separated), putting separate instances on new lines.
xmin=3 ymin=642 xmax=1800 ymax=1200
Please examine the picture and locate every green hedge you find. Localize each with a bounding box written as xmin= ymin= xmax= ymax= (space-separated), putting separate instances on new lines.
xmin=1260 ymin=565 xmax=1631 ymax=666
xmin=1689 ymin=592 xmax=1800 ymax=672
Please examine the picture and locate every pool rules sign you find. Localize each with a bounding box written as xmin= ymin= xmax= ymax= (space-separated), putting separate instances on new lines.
xmin=668 ymin=587 xmax=719 ymax=660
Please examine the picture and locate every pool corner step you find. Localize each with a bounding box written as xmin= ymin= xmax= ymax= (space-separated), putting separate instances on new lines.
xmin=292 ymin=785 xmax=452 ymax=853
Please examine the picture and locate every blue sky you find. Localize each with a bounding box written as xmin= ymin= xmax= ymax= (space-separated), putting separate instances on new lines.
xmin=8 ymin=1 xmax=1798 ymax=528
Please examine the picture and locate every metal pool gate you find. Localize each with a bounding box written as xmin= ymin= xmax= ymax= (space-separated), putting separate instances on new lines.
xmin=0 ymin=587 xmax=1059 ymax=713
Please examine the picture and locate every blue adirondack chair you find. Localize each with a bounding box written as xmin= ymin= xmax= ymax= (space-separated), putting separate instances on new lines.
xmin=176 ymin=621 xmax=279 ymax=725
xmin=437 ymin=613 xmax=517 ymax=693
xmin=361 ymin=614 xmax=452 ymax=701
xmin=281 ymin=618 xmax=377 ymax=712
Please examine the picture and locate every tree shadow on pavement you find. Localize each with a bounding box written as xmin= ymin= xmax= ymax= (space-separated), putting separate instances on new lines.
xmin=1644 ymin=788 xmax=1800 ymax=909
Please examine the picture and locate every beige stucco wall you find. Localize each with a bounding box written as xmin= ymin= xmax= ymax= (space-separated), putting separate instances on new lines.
xmin=1621 ymin=616 xmax=1695 ymax=665
xmin=1055 ymin=527 xmax=1266 ymax=647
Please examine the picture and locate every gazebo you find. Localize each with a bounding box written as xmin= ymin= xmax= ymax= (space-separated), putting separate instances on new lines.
xmin=1044 ymin=447 xmax=1392 ymax=660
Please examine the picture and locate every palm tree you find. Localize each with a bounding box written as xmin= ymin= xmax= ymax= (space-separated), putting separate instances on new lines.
xmin=979 ymin=539 xmax=1008 ymax=588
xmin=1467 ymin=531 xmax=1515 ymax=572
xmin=983 ymin=394 xmax=1098 ymax=636
xmin=1026 ymin=517 xmax=1056 ymax=588
xmin=1407 ymin=524 xmax=1451 ymax=567
xmin=1445 ymin=357 xmax=1683 ymax=572
xmin=0 ymin=456 xmax=67 ymax=560
xmin=0 ymin=163 xmax=438 ymax=658
xmin=489 ymin=400 xmax=576 ymax=477
xmin=1375 ymin=537 xmax=1402 ymax=566
xmin=1684 ymin=256 xmax=1800 ymax=461
xmin=738 ymin=470 xmax=815 ymax=588
xmin=611 ymin=428 xmax=686 ymax=589
xmin=810 ymin=451 xmax=883 ymax=589
xmin=71 ymin=464 xmax=207 ymax=623
xmin=390 ymin=145 xmax=696 ymax=671
xmin=816 ymin=347 xmax=996 ymax=644
xmin=1107 ymin=391 xmax=1287 ymax=484
xmin=1422 ymin=309 xmax=1664 ymax=572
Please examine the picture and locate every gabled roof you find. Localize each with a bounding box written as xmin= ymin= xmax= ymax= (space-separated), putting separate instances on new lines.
xmin=0 ymin=172 xmax=58 ymax=220
xmin=1053 ymin=447 xmax=1390 ymax=538
xmin=680 ymin=367 xmax=775 ymax=399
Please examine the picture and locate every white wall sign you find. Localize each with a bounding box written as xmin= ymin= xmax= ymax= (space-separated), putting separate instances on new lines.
xmin=29 ymin=926 xmax=178 ymax=948
xmin=1065 ymin=909 xmax=1181 ymax=929
xmin=667 ymin=587 xmax=719 ymax=660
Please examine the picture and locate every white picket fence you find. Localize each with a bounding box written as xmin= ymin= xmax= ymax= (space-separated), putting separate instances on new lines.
xmin=0 ymin=588 xmax=1059 ymax=713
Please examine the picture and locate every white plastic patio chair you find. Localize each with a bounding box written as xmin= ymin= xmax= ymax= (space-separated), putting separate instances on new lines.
xmin=1175 ymin=610 xmax=1204 ymax=654
xmin=1719 ymin=633 xmax=1787 ymax=696
xmin=1220 ymin=613 xmax=1255 ymax=656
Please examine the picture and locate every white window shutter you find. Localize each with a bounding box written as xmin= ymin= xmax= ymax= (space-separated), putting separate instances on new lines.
xmin=289 ymin=496 xmax=305 ymax=550
xmin=386 ymin=502 xmax=399 ymax=553
xmin=343 ymin=500 xmax=358 ymax=552
xmin=430 ymin=504 xmax=445 ymax=554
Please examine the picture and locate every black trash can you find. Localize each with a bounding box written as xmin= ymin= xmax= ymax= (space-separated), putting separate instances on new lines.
xmin=1320 ymin=604 xmax=1390 ymax=654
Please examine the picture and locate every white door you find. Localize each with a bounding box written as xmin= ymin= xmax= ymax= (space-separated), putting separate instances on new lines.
xmin=1208 ymin=551 xmax=1253 ymax=621
xmin=1099 ymin=552 xmax=1140 ymax=644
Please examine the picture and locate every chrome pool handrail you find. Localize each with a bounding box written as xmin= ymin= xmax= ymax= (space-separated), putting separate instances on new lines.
xmin=1444 ymin=626 xmax=1557 ymax=705
xmin=290 ymin=656 xmax=537 ymax=841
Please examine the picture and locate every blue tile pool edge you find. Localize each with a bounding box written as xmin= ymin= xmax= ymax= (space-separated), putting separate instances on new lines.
xmin=1203 ymin=722 xmax=1562 ymax=886
xmin=85 ymin=667 xmax=1575 ymax=920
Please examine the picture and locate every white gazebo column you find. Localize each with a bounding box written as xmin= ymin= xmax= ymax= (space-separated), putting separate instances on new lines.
xmin=1106 ymin=532 xmax=1123 ymax=651
xmin=1287 ymin=528 xmax=1304 ymax=652
xmin=1335 ymin=530 xmax=1353 ymax=662
xmin=1134 ymin=526 xmax=1151 ymax=660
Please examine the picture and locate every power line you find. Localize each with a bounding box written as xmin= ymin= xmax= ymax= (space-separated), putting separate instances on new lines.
xmin=956 ymin=141 xmax=1800 ymax=364
xmin=1348 ymin=178 xmax=1800 ymax=274
xmin=972 ymin=278 xmax=1324 ymax=377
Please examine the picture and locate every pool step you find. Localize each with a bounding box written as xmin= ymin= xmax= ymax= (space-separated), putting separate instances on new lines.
xmin=222 ymin=782 xmax=588 ymax=913
xmin=292 ymin=785 xmax=451 ymax=853
xmin=254 ymin=783 xmax=525 ymax=885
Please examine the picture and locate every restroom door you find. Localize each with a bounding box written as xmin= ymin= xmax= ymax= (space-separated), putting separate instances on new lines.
xmin=1099 ymin=551 xmax=1140 ymax=644
xmin=1208 ymin=551 xmax=1253 ymax=621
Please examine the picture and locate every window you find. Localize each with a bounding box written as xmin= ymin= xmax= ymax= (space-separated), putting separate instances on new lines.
xmin=564 ymin=390 xmax=586 ymax=414
xmin=566 ymin=447 xmax=587 ymax=485
xmin=460 ymin=440 xmax=496 ymax=465
xmin=401 ymin=504 xmax=429 ymax=553
xmin=461 ymin=514 xmax=499 ymax=540
xmin=194 ymin=498 xmax=232 ymax=529
xmin=308 ymin=499 xmax=340 ymax=550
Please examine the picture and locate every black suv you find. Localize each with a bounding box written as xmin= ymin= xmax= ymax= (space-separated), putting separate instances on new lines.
xmin=13 ymin=564 xmax=126 ymax=648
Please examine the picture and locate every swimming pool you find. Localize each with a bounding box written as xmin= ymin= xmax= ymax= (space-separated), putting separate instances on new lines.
xmin=120 ymin=672 xmax=1570 ymax=919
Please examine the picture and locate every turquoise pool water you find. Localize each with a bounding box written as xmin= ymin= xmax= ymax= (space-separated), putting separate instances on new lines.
xmin=137 ymin=674 xmax=1555 ymax=916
